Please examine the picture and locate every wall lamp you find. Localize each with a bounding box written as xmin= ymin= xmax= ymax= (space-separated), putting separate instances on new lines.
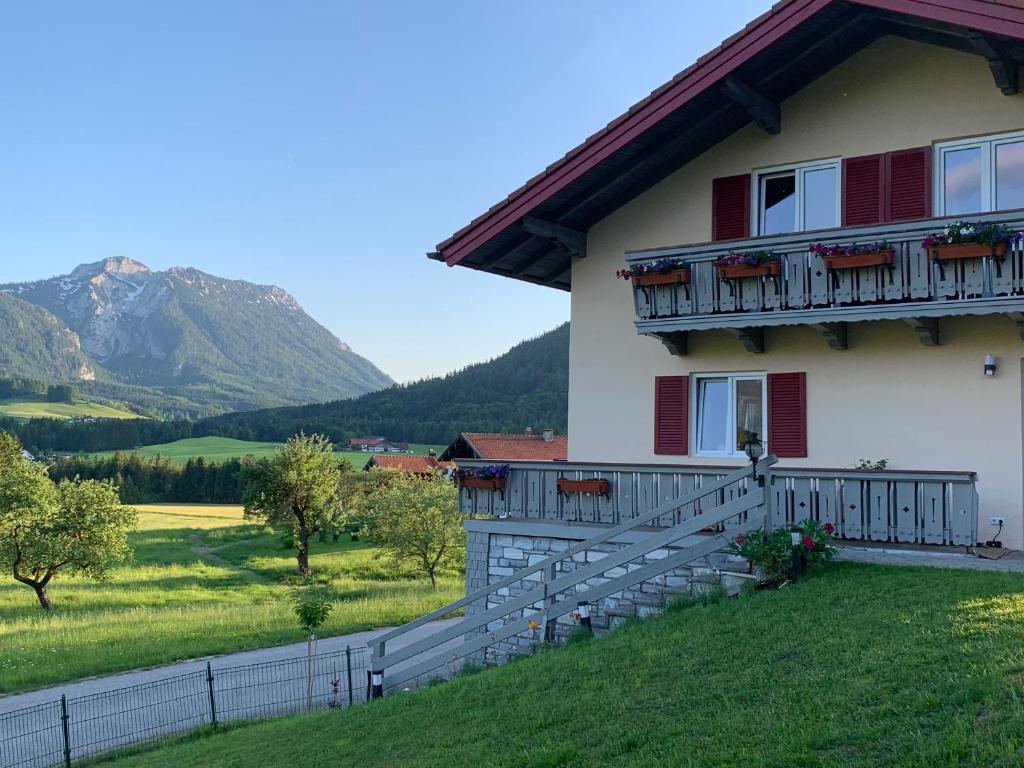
xmin=984 ymin=354 xmax=997 ymax=377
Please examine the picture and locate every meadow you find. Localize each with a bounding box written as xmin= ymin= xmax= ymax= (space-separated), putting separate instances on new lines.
xmin=0 ymin=503 xmax=461 ymax=693
xmin=0 ymin=397 xmax=141 ymax=421
xmin=88 ymin=436 xmax=446 ymax=465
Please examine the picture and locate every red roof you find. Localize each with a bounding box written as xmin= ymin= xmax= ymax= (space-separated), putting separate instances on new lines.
xmin=462 ymin=432 xmax=568 ymax=461
xmin=436 ymin=0 xmax=1024 ymax=270
xmin=363 ymin=455 xmax=451 ymax=474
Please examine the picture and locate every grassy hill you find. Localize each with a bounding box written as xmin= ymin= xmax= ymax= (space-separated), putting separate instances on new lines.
xmin=88 ymin=436 xmax=445 ymax=464
xmin=0 ymin=397 xmax=141 ymax=421
xmin=100 ymin=563 xmax=1024 ymax=768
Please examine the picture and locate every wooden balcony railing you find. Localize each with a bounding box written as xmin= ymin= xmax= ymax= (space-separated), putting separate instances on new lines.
xmin=626 ymin=211 xmax=1024 ymax=350
xmin=457 ymin=460 xmax=979 ymax=548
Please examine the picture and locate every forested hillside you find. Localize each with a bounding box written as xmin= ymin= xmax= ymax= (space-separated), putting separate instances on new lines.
xmin=2 ymin=324 xmax=570 ymax=453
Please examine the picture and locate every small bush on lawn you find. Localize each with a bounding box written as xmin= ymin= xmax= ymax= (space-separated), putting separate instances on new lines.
xmin=727 ymin=519 xmax=836 ymax=583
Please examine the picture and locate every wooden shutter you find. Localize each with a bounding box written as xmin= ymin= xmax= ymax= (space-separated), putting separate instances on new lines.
xmin=711 ymin=175 xmax=750 ymax=241
xmin=767 ymin=372 xmax=806 ymax=458
xmin=654 ymin=376 xmax=688 ymax=455
xmin=842 ymin=154 xmax=886 ymax=226
xmin=885 ymin=146 xmax=931 ymax=221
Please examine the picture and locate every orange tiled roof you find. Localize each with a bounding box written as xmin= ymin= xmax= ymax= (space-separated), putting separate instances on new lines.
xmin=364 ymin=454 xmax=450 ymax=474
xmin=462 ymin=433 xmax=568 ymax=461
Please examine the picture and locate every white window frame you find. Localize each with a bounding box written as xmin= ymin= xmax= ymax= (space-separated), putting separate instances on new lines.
xmin=751 ymin=158 xmax=841 ymax=236
xmin=691 ymin=372 xmax=767 ymax=459
xmin=934 ymin=129 xmax=1024 ymax=216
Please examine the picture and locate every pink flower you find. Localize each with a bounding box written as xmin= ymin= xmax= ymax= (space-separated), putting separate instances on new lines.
xmin=735 ymin=532 xmax=745 ymax=544
xmin=803 ymin=535 xmax=815 ymax=550
xmin=823 ymin=522 xmax=834 ymax=535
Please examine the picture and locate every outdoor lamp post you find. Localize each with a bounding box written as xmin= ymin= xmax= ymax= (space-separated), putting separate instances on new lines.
xmin=576 ymin=600 xmax=592 ymax=633
xmin=743 ymin=433 xmax=765 ymax=483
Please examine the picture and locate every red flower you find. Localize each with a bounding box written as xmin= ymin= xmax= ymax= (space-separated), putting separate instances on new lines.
xmin=823 ymin=522 xmax=834 ymax=535
xmin=802 ymin=535 xmax=815 ymax=550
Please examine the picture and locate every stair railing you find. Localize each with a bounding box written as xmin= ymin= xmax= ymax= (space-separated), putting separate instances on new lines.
xmin=367 ymin=457 xmax=777 ymax=692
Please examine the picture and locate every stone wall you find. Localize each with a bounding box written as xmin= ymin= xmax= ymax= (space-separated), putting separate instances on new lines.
xmin=463 ymin=520 xmax=752 ymax=663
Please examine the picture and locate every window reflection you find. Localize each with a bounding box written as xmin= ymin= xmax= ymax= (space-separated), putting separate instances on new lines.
xmin=734 ymin=379 xmax=764 ymax=452
xmin=997 ymin=141 xmax=1024 ymax=211
xmin=696 ymin=378 xmax=728 ymax=453
xmin=761 ymin=174 xmax=795 ymax=235
xmin=943 ymin=146 xmax=983 ymax=215
xmin=803 ymin=167 xmax=837 ymax=230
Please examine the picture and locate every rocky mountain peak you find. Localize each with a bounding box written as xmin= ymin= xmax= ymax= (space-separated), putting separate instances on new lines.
xmin=71 ymin=257 xmax=151 ymax=280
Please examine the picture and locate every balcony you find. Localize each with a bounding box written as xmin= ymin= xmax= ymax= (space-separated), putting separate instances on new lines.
xmin=457 ymin=460 xmax=978 ymax=548
xmin=626 ymin=211 xmax=1024 ymax=352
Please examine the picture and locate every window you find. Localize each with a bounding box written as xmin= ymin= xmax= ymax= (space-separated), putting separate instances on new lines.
xmin=935 ymin=130 xmax=1024 ymax=215
xmin=693 ymin=373 xmax=765 ymax=458
xmin=754 ymin=160 xmax=839 ymax=235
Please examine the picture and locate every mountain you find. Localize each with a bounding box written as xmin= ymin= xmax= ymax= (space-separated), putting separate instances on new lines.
xmin=0 ymin=258 xmax=392 ymax=417
xmin=0 ymin=292 xmax=96 ymax=382
xmin=193 ymin=323 xmax=570 ymax=444
xmin=0 ymin=324 xmax=569 ymax=453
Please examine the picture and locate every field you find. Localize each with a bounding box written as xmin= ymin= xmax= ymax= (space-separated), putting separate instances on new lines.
xmin=99 ymin=563 xmax=1024 ymax=768
xmin=0 ymin=397 xmax=141 ymax=421
xmin=0 ymin=504 xmax=461 ymax=693
xmin=89 ymin=436 xmax=446 ymax=465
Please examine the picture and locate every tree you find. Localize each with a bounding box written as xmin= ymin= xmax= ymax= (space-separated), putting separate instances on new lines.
xmin=289 ymin=580 xmax=334 ymax=710
xmin=363 ymin=472 xmax=464 ymax=589
xmin=242 ymin=433 xmax=342 ymax=576
xmin=0 ymin=434 xmax=137 ymax=610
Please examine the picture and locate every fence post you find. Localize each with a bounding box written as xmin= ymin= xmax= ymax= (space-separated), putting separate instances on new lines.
xmin=60 ymin=694 xmax=71 ymax=768
xmin=345 ymin=646 xmax=354 ymax=707
xmin=205 ymin=662 xmax=218 ymax=729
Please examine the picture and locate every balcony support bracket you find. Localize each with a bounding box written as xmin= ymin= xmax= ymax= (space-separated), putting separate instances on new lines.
xmin=727 ymin=327 xmax=765 ymax=353
xmin=652 ymin=331 xmax=688 ymax=356
xmin=906 ymin=317 xmax=939 ymax=346
xmin=721 ymin=76 xmax=780 ymax=134
xmin=811 ymin=322 xmax=848 ymax=350
xmin=1006 ymin=312 xmax=1024 ymax=342
xmin=967 ymin=31 xmax=1019 ymax=95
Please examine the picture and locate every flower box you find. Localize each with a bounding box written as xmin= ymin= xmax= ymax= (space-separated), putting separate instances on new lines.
xmin=822 ymin=249 xmax=894 ymax=270
xmin=633 ymin=268 xmax=689 ymax=287
xmin=928 ymin=241 xmax=1009 ymax=261
xmin=556 ymin=478 xmax=610 ymax=496
xmin=717 ymin=262 xmax=780 ymax=280
xmin=460 ymin=476 xmax=506 ymax=492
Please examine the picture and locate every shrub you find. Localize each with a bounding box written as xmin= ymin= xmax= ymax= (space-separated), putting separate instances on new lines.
xmin=727 ymin=519 xmax=836 ymax=583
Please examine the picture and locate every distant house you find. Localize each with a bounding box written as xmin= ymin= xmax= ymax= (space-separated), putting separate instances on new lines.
xmin=19 ymin=449 xmax=34 ymax=461
xmin=363 ymin=452 xmax=451 ymax=476
xmin=347 ymin=436 xmax=410 ymax=453
xmin=440 ymin=428 xmax=567 ymax=462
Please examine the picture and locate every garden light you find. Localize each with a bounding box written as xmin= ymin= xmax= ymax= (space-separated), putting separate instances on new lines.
xmin=743 ymin=433 xmax=765 ymax=483
xmin=576 ymin=600 xmax=592 ymax=633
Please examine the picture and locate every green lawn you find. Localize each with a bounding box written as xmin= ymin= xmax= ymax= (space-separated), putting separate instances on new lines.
xmin=96 ymin=563 xmax=1024 ymax=768
xmin=0 ymin=503 xmax=461 ymax=693
xmin=0 ymin=397 xmax=141 ymax=420
xmin=88 ymin=436 xmax=446 ymax=465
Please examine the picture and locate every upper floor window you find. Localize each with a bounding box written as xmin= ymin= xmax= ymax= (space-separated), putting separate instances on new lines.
xmin=754 ymin=159 xmax=839 ymax=235
xmin=935 ymin=130 xmax=1024 ymax=216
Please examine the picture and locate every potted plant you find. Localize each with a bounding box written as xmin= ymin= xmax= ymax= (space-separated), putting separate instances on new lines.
xmin=616 ymin=258 xmax=690 ymax=287
xmin=715 ymin=251 xmax=781 ymax=280
xmin=459 ymin=464 xmax=510 ymax=492
xmin=923 ymin=221 xmax=1023 ymax=262
xmin=811 ymin=241 xmax=894 ymax=270
xmin=556 ymin=477 xmax=610 ymax=497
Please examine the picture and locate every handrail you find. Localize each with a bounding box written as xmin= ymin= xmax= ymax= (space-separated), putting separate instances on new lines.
xmin=371 ymin=456 xmax=777 ymax=655
xmin=386 ymin=513 xmax=766 ymax=690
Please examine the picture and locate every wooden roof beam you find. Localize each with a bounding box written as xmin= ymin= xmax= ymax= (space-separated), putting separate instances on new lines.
xmin=967 ymin=31 xmax=1019 ymax=94
xmin=521 ymin=216 xmax=588 ymax=258
xmin=722 ymin=76 xmax=781 ymax=134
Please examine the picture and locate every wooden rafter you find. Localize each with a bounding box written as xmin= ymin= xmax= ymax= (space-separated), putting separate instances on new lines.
xmin=521 ymin=216 xmax=588 ymax=258
xmin=721 ymin=76 xmax=781 ymax=134
xmin=967 ymin=31 xmax=1019 ymax=95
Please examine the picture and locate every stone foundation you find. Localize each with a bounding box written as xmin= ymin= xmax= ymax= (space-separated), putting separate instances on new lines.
xmin=463 ymin=519 xmax=753 ymax=663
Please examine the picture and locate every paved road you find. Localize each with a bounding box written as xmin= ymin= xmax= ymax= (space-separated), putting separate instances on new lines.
xmin=0 ymin=619 xmax=462 ymax=767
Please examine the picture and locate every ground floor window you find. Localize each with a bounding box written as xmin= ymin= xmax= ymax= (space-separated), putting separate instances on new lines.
xmin=694 ymin=373 xmax=765 ymax=458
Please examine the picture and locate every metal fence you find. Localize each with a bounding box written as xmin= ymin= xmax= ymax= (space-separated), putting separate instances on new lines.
xmin=0 ymin=645 xmax=369 ymax=768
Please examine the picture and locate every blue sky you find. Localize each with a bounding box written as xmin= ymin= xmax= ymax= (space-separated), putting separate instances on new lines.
xmin=0 ymin=1 xmax=771 ymax=382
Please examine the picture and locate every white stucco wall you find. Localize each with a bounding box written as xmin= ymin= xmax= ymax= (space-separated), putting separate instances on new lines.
xmin=568 ymin=37 xmax=1024 ymax=546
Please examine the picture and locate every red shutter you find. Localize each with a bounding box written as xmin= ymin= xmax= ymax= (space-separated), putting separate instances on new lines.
xmin=654 ymin=376 xmax=688 ymax=455
xmin=842 ymin=154 xmax=885 ymax=226
xmin=711 ymin=175 xmax=750 ymax=241
xmin=885 ymin=146 xmax=931 ymax=221
xmin=767 ymin=372 xmax=806 ymax=458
